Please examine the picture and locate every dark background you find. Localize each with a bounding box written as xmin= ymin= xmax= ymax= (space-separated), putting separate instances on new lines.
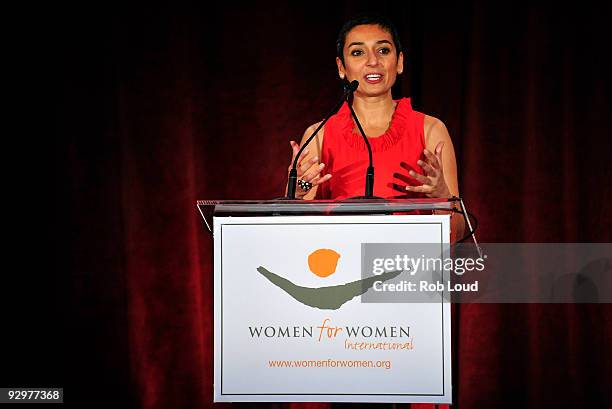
xmin=7 ymin=1 xmax=612 ymax=408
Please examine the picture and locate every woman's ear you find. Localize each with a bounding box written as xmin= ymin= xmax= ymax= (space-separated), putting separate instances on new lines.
xmin=397 ymin=51 xmax=404 ymax=74
xmin=336 ymin=57 xmax=346 ymax=79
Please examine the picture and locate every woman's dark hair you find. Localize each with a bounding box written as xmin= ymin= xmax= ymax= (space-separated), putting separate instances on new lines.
xmin=336 ymin=13 xmax=402 ymax=66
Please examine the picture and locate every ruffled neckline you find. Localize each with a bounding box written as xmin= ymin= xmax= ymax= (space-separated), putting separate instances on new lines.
xmin=338 ymin=98 xmax=413 ymax=152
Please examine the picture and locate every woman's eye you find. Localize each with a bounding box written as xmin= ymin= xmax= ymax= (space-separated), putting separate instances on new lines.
xmin=378 ymin=47 xmax=391 ymax=55
xmin=350 ymin=49 xmax=364 ymax=56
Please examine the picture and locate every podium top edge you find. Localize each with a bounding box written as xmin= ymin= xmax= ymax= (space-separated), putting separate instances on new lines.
xmin=196 ymin=198 xmax=458 ymax=205
xmin=196 ymin=198 xmax=459 ymax=216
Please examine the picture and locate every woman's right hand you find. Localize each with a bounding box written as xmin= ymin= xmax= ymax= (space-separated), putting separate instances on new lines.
xmin=289 ymin=140 xmax=332 ymax=199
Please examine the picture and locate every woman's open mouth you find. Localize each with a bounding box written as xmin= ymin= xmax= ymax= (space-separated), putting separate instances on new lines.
xmin=364 ymin=73 xmax=384 ymax=84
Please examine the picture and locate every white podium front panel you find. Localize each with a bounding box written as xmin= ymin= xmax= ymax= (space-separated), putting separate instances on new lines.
xmin=213 ymin=215 xmax=451 ymax=403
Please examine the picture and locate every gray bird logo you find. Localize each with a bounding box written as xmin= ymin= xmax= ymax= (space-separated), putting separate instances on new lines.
xmin=256 ymin=266 xmax=402 ymax=310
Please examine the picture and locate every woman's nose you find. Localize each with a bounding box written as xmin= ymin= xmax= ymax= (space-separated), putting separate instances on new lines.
xmin=366 ymin=52 xmax=379 ymax=66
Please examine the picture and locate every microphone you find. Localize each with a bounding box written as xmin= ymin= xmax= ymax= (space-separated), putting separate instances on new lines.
xmin=286 ymin=80 xmax=359 ymax=199
xmin=345 ymin=83 xmax=377 ymax=199
xmin=343 ymin=79 xmax=359 ymax=93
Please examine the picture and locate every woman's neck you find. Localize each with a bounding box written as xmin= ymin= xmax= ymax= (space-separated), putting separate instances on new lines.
xmin=351 ymin=94 xmax=396 ymax=128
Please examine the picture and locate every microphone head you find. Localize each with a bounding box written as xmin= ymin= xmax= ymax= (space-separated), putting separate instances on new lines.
xmin=343 ymin=80 xmax=359 ymax=93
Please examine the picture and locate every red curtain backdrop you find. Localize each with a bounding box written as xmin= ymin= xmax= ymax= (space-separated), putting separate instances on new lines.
xmin=33 ymin=1 xmax=612 ymax=408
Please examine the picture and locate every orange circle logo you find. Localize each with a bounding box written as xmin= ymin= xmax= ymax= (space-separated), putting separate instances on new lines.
xmin=308 ymin=249 xmax=341 ymax=278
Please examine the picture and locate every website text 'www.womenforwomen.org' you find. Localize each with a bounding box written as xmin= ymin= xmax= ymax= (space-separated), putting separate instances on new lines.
xmin=268 ymin=359 xmax=392 ymax=370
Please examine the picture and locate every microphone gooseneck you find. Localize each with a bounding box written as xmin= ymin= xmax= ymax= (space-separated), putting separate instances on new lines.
xmin=286 ymin=80 xmax=359 ymax=199
xmin=345 ymin=84 xmax=376 ymax=199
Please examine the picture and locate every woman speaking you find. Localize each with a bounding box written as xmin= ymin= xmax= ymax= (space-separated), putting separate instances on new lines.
xmin=288 ymin=13 xmax=463 ymax=239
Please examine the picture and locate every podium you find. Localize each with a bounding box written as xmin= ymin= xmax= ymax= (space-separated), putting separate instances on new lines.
xmin=197 ymin=198 xmax=456 ymax=403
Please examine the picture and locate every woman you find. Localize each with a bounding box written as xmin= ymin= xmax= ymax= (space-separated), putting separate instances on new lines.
xmin=289 ymin=14 xmax=463 ymax=239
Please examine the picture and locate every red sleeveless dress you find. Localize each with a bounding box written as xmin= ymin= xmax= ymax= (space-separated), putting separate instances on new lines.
xmin=317 ymin=98 xmax=426 ymax=200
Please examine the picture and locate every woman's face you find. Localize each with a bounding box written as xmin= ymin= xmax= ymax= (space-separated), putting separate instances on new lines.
xmin=337 ymin=24 xmax=403 ymax=98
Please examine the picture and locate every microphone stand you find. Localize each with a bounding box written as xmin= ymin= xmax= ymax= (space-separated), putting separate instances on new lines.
xmin=284 ymin=81 xmax=359 ymax=199
xmin=346 ymin=94 xmax=382 ymax=200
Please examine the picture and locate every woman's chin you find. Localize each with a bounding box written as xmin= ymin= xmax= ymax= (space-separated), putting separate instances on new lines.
xmin=354 ymin=89 xmax=393 ymax=99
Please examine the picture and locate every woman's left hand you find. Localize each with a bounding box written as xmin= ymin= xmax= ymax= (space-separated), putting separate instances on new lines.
xmin=406 ymin=142 xmax=451 ymax=198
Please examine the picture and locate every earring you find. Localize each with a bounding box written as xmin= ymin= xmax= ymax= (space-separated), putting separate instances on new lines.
xmin=340 ymin=74 xmax=345 ymax=79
